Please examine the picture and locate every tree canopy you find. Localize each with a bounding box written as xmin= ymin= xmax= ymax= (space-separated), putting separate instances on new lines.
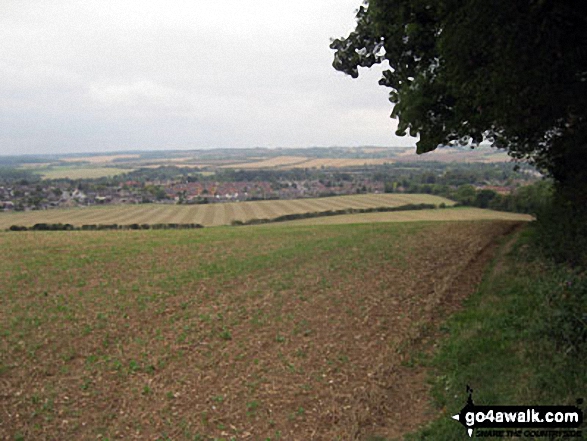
xmin=331 ymin=0 xmax=587 ymax=204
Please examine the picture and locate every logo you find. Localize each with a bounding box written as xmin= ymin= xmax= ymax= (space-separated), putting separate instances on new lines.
xmin=451 ymin=386 xmax=584 ymax=438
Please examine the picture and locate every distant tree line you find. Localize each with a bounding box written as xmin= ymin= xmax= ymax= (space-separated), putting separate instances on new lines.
xmin=0 ymin=167 xmax=41 ymax=185
xmin=109 ymin=161 xmax=534 ymax=186
xmin=23 ymin=160 xmax=535 ymax=192
xmin=386 ymin=179 xmax=552 ymax=216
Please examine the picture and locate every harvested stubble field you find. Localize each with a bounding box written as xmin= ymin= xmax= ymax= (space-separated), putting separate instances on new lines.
xmin=280 ymin=158 xmax=394 ymax=169
xmin=0 ymin=194 xmax=453 ymax=229
xmin=220 ymin=156 xmax=395 ymax=170
xmin=220 ymin=156 xmax=310 ymax=169
xmin=60 ymin=155 xmax=141 ymax=164
xmin=270 ymin=207 xmax=533 ymax=227
xmin=0 ymin=220 xmax=522 ymax=440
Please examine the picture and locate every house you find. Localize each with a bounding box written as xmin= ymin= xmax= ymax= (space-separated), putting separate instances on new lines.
xmin=1 ymin=201 xmax=14 ymax=210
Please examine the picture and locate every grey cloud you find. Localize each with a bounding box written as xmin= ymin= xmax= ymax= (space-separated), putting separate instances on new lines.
xmin=0 ymin=0 xmax=416 ymax=155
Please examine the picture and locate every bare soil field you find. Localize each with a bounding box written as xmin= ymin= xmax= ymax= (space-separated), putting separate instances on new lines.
xmin=0 ymin=194 xmax=454 ymax=229
xmin=0 ymin=220 xmax=521 ymax=440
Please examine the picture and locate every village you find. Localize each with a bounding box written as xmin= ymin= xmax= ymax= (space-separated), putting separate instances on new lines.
xmin=0 ymin=177 xmax=387 ymax=212
xmin=0 ymin=158 xmax=535 ymax=213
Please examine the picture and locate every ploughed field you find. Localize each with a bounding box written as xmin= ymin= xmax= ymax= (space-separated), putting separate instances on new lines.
xmin=0 ymin=221 xmax=521 ymax=440
xmin=0 ymin=194 xmax=454 ymax=229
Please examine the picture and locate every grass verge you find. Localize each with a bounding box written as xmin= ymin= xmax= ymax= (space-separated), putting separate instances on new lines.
xmin=402 ymin=224 xmax=587 ymax=440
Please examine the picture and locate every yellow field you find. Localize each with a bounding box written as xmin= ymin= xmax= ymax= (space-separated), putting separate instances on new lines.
xmin=220 ymin=156 xmax=309 ymax=169
xmin=140 ymin=164 xmax=205 ymax=169
xmin=266 ymin=207 xmax=533 ymax=226
xmin=36 ymin=167 xmax=135 ymax=180
xmin=0 ymin=194 xmax=454 ymax=229
xmin=220 ymin=156 xmax=394 ymax=169
xmin=18 ymin=163 xmax=54 ymax=169
xmin=361 ymin=147 xmax=390 ymax=153
xmin=282 ymin=158 xmax=394 ymax=169
xmin=60 ymin=154 xmax=141 ymax=164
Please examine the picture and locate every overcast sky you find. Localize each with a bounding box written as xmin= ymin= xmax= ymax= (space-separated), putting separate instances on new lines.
xmin=0 ymin=0 xmax=417 ymax=155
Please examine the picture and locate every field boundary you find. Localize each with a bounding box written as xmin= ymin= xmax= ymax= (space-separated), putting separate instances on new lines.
xmin=6 ymin=222 xmax=204 ymax=232
xmin=0 ymin=194 xmax=455 ymax=229
xmin=402 ymin=223 xmax=587 ymax=440
xmin=230 ymin=203 xmax=440 ymax=226
xmin=359 ymin=221 xmax=526 ymax=440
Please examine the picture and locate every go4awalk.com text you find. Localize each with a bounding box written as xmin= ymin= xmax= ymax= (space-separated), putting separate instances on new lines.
xmin=451 ymin=386 xmax=583 ymax=438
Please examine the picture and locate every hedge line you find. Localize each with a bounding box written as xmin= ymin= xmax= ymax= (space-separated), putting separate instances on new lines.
xmin=7 ymin=203 xmax=443 ymax=231
xmin=7 ymin=223 xmax=204 ymax=232
xmin=231 ymin=203 xmax=440 ymax=226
